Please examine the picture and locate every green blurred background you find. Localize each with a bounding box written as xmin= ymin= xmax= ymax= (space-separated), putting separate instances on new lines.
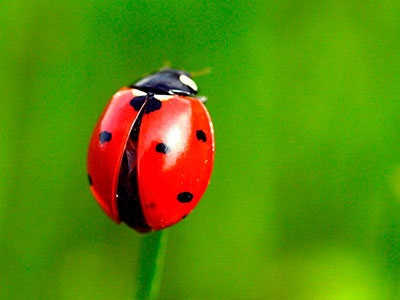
xmin=2 ymin=0 xmax=400 ymax=299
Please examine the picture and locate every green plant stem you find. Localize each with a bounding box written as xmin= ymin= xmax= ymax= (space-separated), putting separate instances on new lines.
xmin=135 ymin=230 xmax=169 ymax=300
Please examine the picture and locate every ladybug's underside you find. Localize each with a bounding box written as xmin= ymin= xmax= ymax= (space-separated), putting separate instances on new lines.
xmin=116 ymin=106 xmax=152 ymax=232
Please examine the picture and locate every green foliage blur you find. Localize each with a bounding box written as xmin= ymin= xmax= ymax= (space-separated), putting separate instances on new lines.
xmin=2 ymin=0 xmax=400 ymax=299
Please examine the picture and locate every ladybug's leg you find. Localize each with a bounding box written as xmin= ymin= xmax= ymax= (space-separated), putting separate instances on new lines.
xmin=195 ymin=96 xmax=207 ymax=103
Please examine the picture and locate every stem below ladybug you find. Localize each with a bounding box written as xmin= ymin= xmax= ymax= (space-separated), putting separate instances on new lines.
xmin=135 ymin=230 xmax=169 ymax=300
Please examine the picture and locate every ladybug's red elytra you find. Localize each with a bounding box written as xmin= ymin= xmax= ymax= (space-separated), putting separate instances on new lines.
xmin=87 ymin=69 xmax=215 ymax=232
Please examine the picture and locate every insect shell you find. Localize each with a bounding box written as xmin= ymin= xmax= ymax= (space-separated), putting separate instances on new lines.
xmin=87 ymin=69 xmax=215 ymax=232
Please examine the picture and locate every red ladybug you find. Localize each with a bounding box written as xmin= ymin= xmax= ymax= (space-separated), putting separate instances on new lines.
xmin=87 ymin=69 xmax=215 ymax=232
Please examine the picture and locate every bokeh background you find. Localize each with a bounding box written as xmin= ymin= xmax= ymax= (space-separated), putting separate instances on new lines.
xmin=2 ymin=0 xmax=400 ymax=299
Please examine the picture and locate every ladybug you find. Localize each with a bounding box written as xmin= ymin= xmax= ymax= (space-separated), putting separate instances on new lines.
xmin=87 ymin=69 xmax=215 ymax=232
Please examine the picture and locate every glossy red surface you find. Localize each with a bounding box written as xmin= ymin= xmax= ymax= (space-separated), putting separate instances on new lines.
xmin=87 ymin=88 xmax=142 ymax=222
xmin=88 ymin=88 xmax=215 ymax=231
xmin=137 ymin=95 xmax=215 ymax=230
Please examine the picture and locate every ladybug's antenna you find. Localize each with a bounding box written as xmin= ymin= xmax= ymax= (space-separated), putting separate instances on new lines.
xmin=190 ymin=67 xmax=212 ymax=78
xmin=160 ymin=61 xmax=172 ymax=70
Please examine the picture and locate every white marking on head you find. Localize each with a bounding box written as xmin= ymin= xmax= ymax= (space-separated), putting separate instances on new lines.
xmin=154 ymin=94 xmax=174 ymax=101
xmin=131 ymin=89 xmax=147 ymax=96
xmin=179 ymin=74 xmax=198 ymax=92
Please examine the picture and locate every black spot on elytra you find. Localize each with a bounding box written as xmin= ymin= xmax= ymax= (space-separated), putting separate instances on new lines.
xmin=88 ymin=174 xmax=92 ymax=186
xmin=177 ymin=192 xmax=193 ymax=203
xmin=182 ymin=214 xmax=188 ymax=219
xmin=130 ymin=95 xmax=162 ymax=114
xmin=196 ymin=130 xmax=207 ymax=142
xmin=145 ymin=96 xmax=162 ymax=114
xmin=156 ymin=143 xmax=170 ymax=154
xmin=99 ymin=131 xmax=112 ymax=144
xmin=130 ymin=95 xmax=147 ymax=111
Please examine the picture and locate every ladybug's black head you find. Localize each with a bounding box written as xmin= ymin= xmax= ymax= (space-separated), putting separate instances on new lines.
xmin=132 ymin=69 xmax=198 ymax=96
